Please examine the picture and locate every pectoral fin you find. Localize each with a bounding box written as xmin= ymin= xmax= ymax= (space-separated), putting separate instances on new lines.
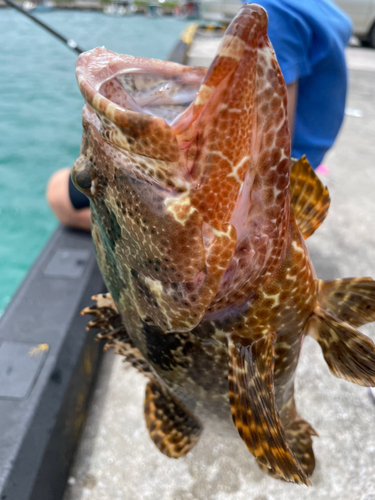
xmin=289 ymin=156 xmax=330 ymax=239
xmin=308 ymin=307 xmax=375 ymax=386
xmin=317 ymin=277 xmax=375 ymax=327
xmin=144 ymin=379 xmax=202 ymax=458
xmin=228 ymin=333 xmax=310 ymax=485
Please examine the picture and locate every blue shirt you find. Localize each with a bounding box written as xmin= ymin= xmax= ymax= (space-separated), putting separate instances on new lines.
xmin=242 ymin=0 xmax=352 ymax=168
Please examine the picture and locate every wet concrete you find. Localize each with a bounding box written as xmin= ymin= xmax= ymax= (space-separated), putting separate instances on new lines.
xmin=63 ymin=46 xmax=375 ymax=500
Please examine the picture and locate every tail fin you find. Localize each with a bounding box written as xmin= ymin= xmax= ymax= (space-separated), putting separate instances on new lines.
xmin=308 ymin=307 xmax=375 ymax=386
xmin=144 ymin=379 xmax=202 ymax=458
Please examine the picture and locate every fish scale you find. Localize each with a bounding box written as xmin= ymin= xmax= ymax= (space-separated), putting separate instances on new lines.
xmin=73 ymin=4 xmax=375 ymax=486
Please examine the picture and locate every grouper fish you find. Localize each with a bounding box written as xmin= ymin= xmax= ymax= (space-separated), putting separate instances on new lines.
xmin=72 ymin=4 xmax=375 ymax=485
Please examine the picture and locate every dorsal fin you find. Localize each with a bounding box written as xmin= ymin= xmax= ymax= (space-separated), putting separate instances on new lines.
xmin=289 ymin=156 xmax=330 ymax=239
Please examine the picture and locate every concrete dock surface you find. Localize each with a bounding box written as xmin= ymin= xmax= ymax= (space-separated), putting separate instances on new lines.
xmin=63 ymin=45 xmax=375 ymax=500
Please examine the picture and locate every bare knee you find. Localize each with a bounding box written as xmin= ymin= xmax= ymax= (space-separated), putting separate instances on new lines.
xmin=46 ymin=168 xmax=91 ymax=231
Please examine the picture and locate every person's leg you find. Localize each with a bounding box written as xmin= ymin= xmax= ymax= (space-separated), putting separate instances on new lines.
xmin=46 ymin=168 xmax=91 ymax=231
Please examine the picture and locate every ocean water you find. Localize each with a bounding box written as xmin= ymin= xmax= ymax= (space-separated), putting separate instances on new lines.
xmin=0 ymin=9 xmax=188 ymax=314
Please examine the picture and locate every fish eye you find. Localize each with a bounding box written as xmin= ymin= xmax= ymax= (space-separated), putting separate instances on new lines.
xmin=71 ymin=156 xmax=97 ymax=196
xmin=75 ymin=169 xmax=92 ymax=190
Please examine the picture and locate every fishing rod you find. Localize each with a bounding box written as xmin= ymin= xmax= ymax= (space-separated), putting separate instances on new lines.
xmin=3 ymin=0 xmax=84 ymax=55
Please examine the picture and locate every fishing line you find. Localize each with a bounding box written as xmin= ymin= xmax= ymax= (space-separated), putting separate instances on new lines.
xmin=3 ymin=0 xmax=84 ymax=55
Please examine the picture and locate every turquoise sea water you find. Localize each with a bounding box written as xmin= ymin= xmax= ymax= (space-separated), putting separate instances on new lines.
xmin=0 ymin=10 xmax=188 ymax=314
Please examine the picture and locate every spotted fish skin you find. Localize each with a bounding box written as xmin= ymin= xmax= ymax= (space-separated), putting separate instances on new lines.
xmin=73 ymin=4 xmax=375 ymax=486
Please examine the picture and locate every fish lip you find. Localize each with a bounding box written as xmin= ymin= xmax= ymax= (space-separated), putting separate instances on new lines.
xmin=239 ymin=3 xmax=268 ymax=19
xmin=75 ymin=47 xmax=168 ymax=130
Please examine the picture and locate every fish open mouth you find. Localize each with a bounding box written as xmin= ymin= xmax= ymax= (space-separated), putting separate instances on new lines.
xmin=99 ymin=70 xmax=203 ymax=124
xmin=76 ymin=48 xmax=206 ymax=125
xmin=75 ymin=48 xmax=209 ymax=164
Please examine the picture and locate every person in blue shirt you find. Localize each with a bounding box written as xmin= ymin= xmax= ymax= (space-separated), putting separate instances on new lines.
xmin=242 ymin=0 xmax=352 ymax=169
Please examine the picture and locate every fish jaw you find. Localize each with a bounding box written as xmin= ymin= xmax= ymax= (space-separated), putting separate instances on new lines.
xmin=75 ymin=47 xmax=206 ymax=172
xmin=172 ymin=4 xmax=292 ymax=311
xmin=172 ymin=4 xmax=291 ymax=235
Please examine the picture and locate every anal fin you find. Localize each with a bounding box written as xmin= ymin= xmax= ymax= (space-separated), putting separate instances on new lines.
xmin=289 ymin=156 xmax=330 ymax=239
xmin=258 ymin=414 xmax=317 ymax=480
xmin=144 ymin=379 xmax=202 ymax=458
xmin=228 ymin=333 xmax=310 ymax=485
xmin=308 ymin=307 xmax=375 ymax=386
xmin=284 ymin=415 xmax=318 ymax=477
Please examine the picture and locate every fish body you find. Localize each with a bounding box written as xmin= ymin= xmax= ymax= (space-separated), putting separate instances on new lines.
xmin=73 ymin=4 xmax=375 ymax=485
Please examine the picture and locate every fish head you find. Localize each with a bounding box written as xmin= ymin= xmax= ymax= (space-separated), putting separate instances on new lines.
xmin=72 ymin=4 xmax=291 ymax=332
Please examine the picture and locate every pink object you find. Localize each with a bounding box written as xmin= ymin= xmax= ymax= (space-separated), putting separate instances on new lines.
xmin=316 ymin=164 xmax=330 ymax=175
